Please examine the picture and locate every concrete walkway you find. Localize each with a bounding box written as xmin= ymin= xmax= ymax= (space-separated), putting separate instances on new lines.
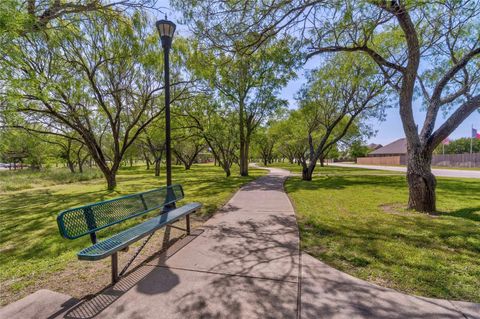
xmin=1 ymin=168 xmax=479 ymax=318
xmin=331 ymin=162 xmax=480 ymax=179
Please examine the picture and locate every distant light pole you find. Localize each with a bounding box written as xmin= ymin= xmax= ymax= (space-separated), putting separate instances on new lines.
xmin=156 ymin=17 xmax=176 ymax=209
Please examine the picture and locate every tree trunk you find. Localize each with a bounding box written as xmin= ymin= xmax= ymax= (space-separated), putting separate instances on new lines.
xmin=320 ymin=156 xmax=325 ymax=167
xmin=154 ymin=159 xmax=161 ymax=177
xmin=239 ymin=99 xmax=248 ymax=176
xmin=76 ymin=153 xmax=85 ymax=173
xmin=239 ymin=138 xmax=249 ymax=175
xmin=406 ymin=146 xmax=436 ymax=212
xmin=302 ymin=160 xmax=317 ymax=181
xmin=225 ymin=166 xmax=231 ymax=177
xmin=67 ymin=160 xmax=76 ymax=173
xmin=105 ymin=171 xmax=117 ymax=190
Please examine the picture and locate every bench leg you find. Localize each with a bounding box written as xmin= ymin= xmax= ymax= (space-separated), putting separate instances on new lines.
xmin=186 ymin=214 xmax=191 ymax=235
xmin=111 ymin=252 xmax=118 ymax=284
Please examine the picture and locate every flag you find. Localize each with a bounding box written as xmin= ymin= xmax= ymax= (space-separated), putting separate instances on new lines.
xmin=442 ymin=137 xmax=450 ymax=145
xmin=473 ymin=128 xmax=480 ymax=139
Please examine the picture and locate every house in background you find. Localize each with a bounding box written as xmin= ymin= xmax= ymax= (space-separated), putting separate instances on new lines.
xmin=357 ymin=138 xmax=407 ymax=165
xmin=357 ymin=137 xmax=479 ymax=167
xmin=368 ymin=138 xmax=407 ymax=158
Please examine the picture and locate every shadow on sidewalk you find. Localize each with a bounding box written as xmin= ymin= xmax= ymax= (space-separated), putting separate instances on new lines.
xmin=170 ymin=214 xmax=300 ymax=318
xmin=59 ymin=230 xmax=202 ymax=319
xmin=240 ymin=174 xmax=288 ymax=192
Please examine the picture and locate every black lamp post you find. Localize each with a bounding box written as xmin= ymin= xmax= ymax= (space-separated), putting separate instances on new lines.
xmin=156 ymin=17 xmax=176 ymax=209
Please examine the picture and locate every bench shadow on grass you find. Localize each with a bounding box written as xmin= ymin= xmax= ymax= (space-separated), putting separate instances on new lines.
xmin=59 ymin=229 xmax=202 ymax=319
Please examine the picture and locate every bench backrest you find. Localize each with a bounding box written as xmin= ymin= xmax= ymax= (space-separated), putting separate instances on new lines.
xmin=57 ymin=184 xmax=184 ymax=240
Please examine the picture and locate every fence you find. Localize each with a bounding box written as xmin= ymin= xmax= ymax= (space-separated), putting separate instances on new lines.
xmin=431 ymin=153 xmax=480 ymax=168
xmin=357 ymin=156 xmax=404 ymax=165
xmin=356 ymin=153 xmax=480 ymax=168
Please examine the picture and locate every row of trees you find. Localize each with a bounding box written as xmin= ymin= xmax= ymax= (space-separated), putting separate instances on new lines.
xmin=0 ymin=4 xmax=299 ymax=186
xmin=0 ymin=123 xmax=203 ymax=173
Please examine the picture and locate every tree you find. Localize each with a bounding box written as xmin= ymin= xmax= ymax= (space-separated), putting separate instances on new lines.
xmin=349 ymin=141 xmax=371 ymax=161
xmin=56 ymin=137 xmax=81 ymax=173
xmin=179 ymin=0 xmax=480 ymax=212
xmin=173 ymin=135 xmax=205 ymax=170
xmin=270 ymin=117 xmax=308 ymax=165
xmin=187 ymin=37 xmax=296 ymax=176
xmin=180 ymin=95 xmax=239 ymax=177
xmin=1 ymin=13 xmax=176 ymax=189
xmin=295 ymin=56 xmax=386 ymax=180
xmin=306 ymin=1 xmax=480 ymax=212
xmin=252 ymin=127 xmax=276 ymax=166
xmin=140 ymin=122 xmax=165 ymax=177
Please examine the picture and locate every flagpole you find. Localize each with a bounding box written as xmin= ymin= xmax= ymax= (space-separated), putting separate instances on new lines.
xmin=471 ymin=124 xmax=473 ymax=154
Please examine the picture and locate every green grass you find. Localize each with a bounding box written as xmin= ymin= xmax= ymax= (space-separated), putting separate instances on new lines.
xmin=0 ymin=164 xmax=266 ymax=303
xmin=276 ymin=163 xmax=480 ymax=302
xmin=263 ymin=162 xmax=404 ymax=176
xmin=264 ymin=162 xmax=480 ymax=172
xmin=0 ymin=167 xmax=103 ymax=192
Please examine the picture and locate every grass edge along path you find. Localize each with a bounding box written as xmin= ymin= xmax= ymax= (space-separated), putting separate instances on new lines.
xmin=0 ymin=164 xmax=267 ymax=306
xmin=268 ymin=163 xmax=480 ymax=303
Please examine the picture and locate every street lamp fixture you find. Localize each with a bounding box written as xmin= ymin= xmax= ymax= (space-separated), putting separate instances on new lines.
xmin=156 ymin=17 xmax=176 ymax=210
xmin=156 ymin=19 xmax=176 ymax=49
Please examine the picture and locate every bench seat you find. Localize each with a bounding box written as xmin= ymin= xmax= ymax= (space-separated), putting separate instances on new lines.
xmin=78 ymin=202 xmax=201 ymax=261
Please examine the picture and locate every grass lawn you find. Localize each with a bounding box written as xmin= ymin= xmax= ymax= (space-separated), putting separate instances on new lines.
xmin=0 ymin=167 xmax=103 ymax=192
xmin=265 ymin=162 xmax=405 ymax=176
xmin=273 ymin=163 xmax=480 ymax=303
xmin=0 ymin=164 xmax=266 ymax=305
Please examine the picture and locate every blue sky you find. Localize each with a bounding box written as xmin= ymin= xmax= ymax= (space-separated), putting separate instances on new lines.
xmin=157 ymin=3 xmax=479 ymax=146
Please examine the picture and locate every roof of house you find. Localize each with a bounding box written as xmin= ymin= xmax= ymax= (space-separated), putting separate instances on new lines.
xmin=369 ymin=138 xmax=407 ymax=155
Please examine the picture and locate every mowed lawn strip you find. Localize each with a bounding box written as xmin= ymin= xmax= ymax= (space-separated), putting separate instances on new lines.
xmin=275 ymin=163 xmax=479 ymax=303
xmin=0 ymin=164 xmax=266 ymax=305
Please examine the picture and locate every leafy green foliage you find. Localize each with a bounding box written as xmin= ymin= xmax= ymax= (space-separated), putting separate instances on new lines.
xmin=278 ymin=54 xmax=387 ymax=178
xmin=0 ymin=12 xmax=182 ymax=189
xmin=186 ymin=35 xmax=298 ymax=175
xmin=348 ymin=141 xmax=371 ymax=159
xmin=434 ymin=138 xmax=480 ymax=154
xmin=0 ymin=129 xmax=54 ymax=168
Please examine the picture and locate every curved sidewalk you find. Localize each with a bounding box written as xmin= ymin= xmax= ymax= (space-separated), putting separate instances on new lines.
xmin=1 ymin=168 xmax=478 ymax=318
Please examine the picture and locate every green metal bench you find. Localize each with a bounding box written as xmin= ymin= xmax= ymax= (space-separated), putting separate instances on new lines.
xmin=57 ymin=184 xmax=201 ymax=283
